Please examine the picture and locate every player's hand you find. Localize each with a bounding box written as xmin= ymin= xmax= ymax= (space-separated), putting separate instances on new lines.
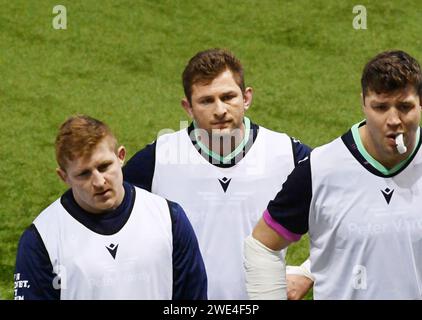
xmin=286 ymin=274 xmax=313 ymax=300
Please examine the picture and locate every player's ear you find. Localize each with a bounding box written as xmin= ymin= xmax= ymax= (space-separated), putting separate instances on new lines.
xmin=360 ymin=92 xmax=365 ymax=110
xmin=181 ymin=98 xmax=194 ymax=118
xmin=56 ymin=167 xmax=69 ymax=185
xmin=117 ymin=146 xmax=126 ymax=165
xmin=243 ymin=87 xmax=253 ymax=111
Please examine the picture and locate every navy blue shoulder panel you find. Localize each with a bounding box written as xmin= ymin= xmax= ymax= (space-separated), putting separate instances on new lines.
xmin=267 ymin=155 xmax=312 ymax=235
xmin=167 ymin=200 xmax=207 ymax=300
xmin=290 ymin=137 xmax=312 ymax=166
xmin=123 ymin=141 xmax=156 ymax=192
xmin=14 ymin=224 xmax=60 ymax=300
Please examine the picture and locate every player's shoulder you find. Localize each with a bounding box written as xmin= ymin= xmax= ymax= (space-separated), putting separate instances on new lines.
xmin=255 ymin=124 xmax=289 ymax=138
xmin=254 ymin=125 xmax=294 ymax=148
xmin=311 ymin=136 xmax=344 ymax=159
xmin=133 ymin=185 xmax=169 ymax=204
xmin=33 ymin=197 xmax=65 ymax=226
xmin=18 ymin=224 xmax=41 ymax=249
xmin=29 ymin=197 xmax=67 ymax=248
xmin=127 ymin=139 xmax=157 ymax=161
xmin=133 ymin=184 xmax=157 ymax=197
xmin=132 ymin=186 xmax=187 ymax=227
xmin=256 ymin=124 xmax=305 ymax=146
xmin=156 ymin=127 xmax=188 ymax=143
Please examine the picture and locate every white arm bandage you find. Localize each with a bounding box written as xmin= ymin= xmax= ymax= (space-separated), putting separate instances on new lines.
xmin=286 ymin=258 xmax=315 ymax=281
xmin=244 ymin=235 xmax=287 ymax=300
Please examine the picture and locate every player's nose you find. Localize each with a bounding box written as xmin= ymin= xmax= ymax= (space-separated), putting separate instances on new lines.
xmin=91 ymin=170 xmax=106 ymax=188
xmin=386 ymin=107 xmax=401 ymax=127
xmin=214 ymin=99 xmax=227 ymax=118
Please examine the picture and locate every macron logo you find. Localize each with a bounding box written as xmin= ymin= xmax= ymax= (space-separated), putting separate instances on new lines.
xmin=297 ymin=156 xmax=309 ymax=164
xmin=218 ymin=177 xmax=232 ymax=193
xmin=106 ymin=243 xmax=119 ymax=259
xmin=381 ymin=188 xmax=394 ymax=204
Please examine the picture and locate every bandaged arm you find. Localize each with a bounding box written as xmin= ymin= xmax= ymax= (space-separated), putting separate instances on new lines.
xmin=244 ymin=218 xmax=291 ymax=300
xmin=286 ymin=258 xmax=314 ymax=281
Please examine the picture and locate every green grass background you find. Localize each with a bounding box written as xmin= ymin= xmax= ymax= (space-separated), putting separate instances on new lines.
xmin=0 ymin=0 xmax=421 ymax=300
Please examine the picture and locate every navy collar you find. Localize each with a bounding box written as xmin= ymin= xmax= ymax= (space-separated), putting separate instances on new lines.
xmin=341 ymin=122 xmax=422 ymax=178
xmin=187 ymin=120 xmax=259 ymax=168
xmin=60 ymin=181 xmax=136 ymax=235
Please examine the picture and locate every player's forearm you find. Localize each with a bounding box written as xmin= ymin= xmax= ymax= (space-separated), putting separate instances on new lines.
xmin=244 ymin=218 xmax=290 ymax=300
xmin=286 ymin=257 xmax=314 ymax=300
xmin=244 ymin=235 xmax=287 ymax=300
xmin=286 ymin=258 xmax=314 ymax=281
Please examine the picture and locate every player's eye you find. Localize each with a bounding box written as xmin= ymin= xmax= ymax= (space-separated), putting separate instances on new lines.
xmin=222 ymin=94 xmax=236 ymax=101
xmin=98 ymin=163 xmax=111 ymax=172
xmin=77 ymin=170 xmax=91 ymax=178
xmin=200 ymin=97 xmax=214 ymax=105
xmin=398 ymin=103 xmax=414 ymax=113
xmin=373 ymin=104 xmax=388 ymax=111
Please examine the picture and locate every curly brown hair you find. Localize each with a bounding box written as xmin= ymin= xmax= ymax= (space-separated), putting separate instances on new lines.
xmin=361 ymin=50 xmax=422 ymax=98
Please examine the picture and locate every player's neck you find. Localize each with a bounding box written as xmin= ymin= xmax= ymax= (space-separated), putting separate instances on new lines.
xmin=73 ymin=185 xmax=126 ymax=215
xmin=192 ymin=118 xmax=251 ymax=163
xmin=359 ymin=125 xmax=412 ymax=169
xmin=209 ymin=126 xmax=245 ymax=157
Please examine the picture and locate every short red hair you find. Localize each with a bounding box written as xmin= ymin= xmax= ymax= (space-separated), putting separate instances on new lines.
xmin=55 ymin=115 xmax=117 ymax=170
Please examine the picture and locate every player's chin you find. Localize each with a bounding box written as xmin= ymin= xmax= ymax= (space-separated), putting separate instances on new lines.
xmin=209 ymin=130 xmax=226 ymax=139
xmin=212 ymin=127 xmax=235 ymax=137
xmin=385 ymin=144 xmax=400 ymax=156
xmin=95 ymin=197 xmax=118 ymax=211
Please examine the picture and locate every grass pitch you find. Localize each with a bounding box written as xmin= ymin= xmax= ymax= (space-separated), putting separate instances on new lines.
xmin=1 ymin=0 xmax=421 ymax=299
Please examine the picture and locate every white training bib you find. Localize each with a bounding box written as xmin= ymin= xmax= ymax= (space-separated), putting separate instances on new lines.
xmin=34 ymin=187 xmax=173 ymax=300
xmin=309 ymin=138 xmax=422 ymax=299
xmin=153 ymin=126 xmax=295 ymax=299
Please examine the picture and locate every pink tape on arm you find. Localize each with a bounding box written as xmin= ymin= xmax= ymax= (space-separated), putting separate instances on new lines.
xmin=263 ymin=210 xmax=302 ymax=242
